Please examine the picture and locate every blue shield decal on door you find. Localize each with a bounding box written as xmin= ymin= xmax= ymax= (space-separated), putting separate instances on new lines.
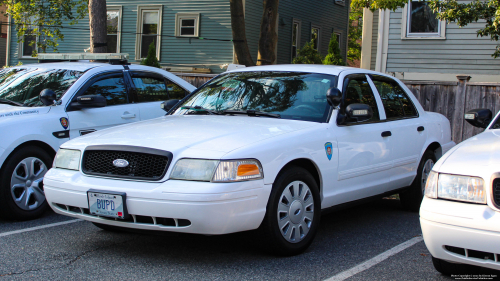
xmin=325 ymin=142 xmax=333 ymax=161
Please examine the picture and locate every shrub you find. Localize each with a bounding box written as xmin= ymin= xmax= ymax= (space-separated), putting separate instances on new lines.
xmin=140 ymin=42 xmax=161 ymax=68
xmin=292 ymin=40 xmax=323 ymax=64
xmin=323 ymin=34 xmax=345 ymax=66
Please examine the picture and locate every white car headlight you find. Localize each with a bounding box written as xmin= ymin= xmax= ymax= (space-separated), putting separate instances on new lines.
xmin=54 ymin=149 xmax=81 ymax=171
xmin=437 ymin=174 xmax=486 ymax=204
xmin=424 ymin=171 xmax=438 ymax=199
xmin=170 ymin=158 xmax=263 ymax=182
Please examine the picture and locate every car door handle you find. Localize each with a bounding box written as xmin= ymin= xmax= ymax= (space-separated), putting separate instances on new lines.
xmin=121 ymin=113 xmax=136 ymax=119
xmin=381 ymin=131 xmax=392 ymax=137
xmin=417 ymin=126 xmax=425 ymax=132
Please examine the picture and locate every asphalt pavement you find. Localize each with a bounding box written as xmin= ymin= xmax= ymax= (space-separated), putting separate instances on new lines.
xmin=0 ymin=198 xmax=488 ymax=280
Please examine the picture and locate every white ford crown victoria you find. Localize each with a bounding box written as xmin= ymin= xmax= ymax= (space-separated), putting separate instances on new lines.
xmin=0 ymin=54 xmax=195 ymax=220
xmin=45 ymin=65 xmax=455 ymax=255
xmin=421 ymin=108 xmax=500 ymax=274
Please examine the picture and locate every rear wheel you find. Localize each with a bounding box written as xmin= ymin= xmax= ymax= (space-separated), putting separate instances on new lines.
xmin=0 ymin=146 xmax=52 ymax=220
xmin=259 ymin=166 xmax=321 ymax=256
xmin=400 ymin=150 xmax=436 ymax=212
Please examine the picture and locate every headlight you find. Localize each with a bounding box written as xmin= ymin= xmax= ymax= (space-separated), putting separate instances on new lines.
xmin=437 ymin=174 xmax=485 ymax=204
xmin=424 ymin=171 xmax=438 ymax=199
xmin=170 ymin=158 xmax=263 ymax=182
xmin=54 ymin=149 xmax=81 ymax=170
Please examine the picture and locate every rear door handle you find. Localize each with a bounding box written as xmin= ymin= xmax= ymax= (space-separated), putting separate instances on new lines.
xmin=121 ymin=113 xmax=136 ymax=119
xmin=417 ymin=126 xmax=425 ymax=132
xmin=381 ymin=131 xmax=392 ymax=137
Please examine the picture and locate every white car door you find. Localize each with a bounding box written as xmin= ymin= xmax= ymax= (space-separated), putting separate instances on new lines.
xmin=368 ymin=74 xmax=427 ymax=190
xmin=66 ymin=72 xmax=140 ymax=138
xmin=333 ymin=74 xmax=393 ymax=204
xmin=127 ymin=71 xmax=190 ymax=121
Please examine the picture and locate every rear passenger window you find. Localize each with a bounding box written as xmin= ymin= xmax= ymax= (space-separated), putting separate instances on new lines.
xmin=131 ymin=75 xmax=169 ymax=102
xmin=343 ymin=75 xmax=380 ymax=122
xmin=371 ymin=76 xmax=418 ymax=119
xmin=166 ymin=79 xmax=188 ymax=100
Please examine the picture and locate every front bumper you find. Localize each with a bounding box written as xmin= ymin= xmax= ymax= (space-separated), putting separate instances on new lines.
xmin=44 ymin=168 xmax=272 ymax=235
xmin=420 ymin=197 xmax=500 ymax=270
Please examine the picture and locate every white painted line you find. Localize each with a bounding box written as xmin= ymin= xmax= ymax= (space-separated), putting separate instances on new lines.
xmin=0 ymin=219 xmax=83 ymax=238
xmin=324 ymin=236 xmax=424 ymax=281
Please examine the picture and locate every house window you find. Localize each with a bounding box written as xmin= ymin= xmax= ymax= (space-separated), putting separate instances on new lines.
xmin=135 ymin=5 xmax=162 ymax=60
xmin=175 ymin=13 xmax=200 ymax=37
xmin=21 ymin=17 xmax=37 ymax=58
xmin=334 ymin=32 xmax=341 ymax=48
xmin=291 ymin=19 xmax=301 ymax=61
xmin=311 ymin=26 xmax=320 ymax=51
xmin=405 ymin=0 xmax=443 ymax=38
xmin=107 ymin=7 xmax=122 ymax=53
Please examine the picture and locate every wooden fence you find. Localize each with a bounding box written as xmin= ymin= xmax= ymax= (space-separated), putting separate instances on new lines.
xmin=176 ymin=73 xmax=500 ymax=144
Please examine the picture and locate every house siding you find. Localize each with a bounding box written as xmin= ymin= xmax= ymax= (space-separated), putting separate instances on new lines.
xmin=386 ymin=8 xmax=500 ymax=75
xmin=245 ymin=0 xmax=349 ymax=65
xmin=370 ymin=9 xmax=379 ymax=71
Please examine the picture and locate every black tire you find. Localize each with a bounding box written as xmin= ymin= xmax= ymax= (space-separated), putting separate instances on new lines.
xmin=400 ymin=150 xmax=436 ymax=212
xmin=259 ymin=166 xmax=321 ymax=256
xmin=0 ymin=146 xmax=52 ymax=220
xmin=92 ymin=222 xmax=126 ymax=232
xmin=432 ymin=256 xmax=479 ymax=275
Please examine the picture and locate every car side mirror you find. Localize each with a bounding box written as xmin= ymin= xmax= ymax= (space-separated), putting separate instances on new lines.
xmin=465 ymin=108 xmax=492 ymax=128
xmin=326 ymin=87 xmax=342 ymax=107
xmin=161 ymin=99 xmax=180 ymax=112
xmin=71 ymin=95 xmax=107 ymax=109
xmin=345 ymin=103 xmax=373 ymax=123
xmin=40 ymin=89 xmax=57 ymax=106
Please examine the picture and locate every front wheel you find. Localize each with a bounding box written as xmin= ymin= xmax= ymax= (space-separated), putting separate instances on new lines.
xmin=400 ymin=150 xmax=436 ymax=212
xmin=259 ymin=166 xmax=321 ymax=256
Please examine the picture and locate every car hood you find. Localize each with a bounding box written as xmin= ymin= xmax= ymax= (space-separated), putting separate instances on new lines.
xmin=436 ymin=130 xmax=500 ymax=175
xmin=0 ymin=105 xmax=50 ymax=121
xmin=73 ymin=115 xmax=320 ymax=157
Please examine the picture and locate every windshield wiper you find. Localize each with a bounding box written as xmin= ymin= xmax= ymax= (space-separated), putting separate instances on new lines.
xmin=0 ymin=98 xmax=23 ymax=106
xmin=181 ymin=105 xmax=222 ymax=115
xmin=223 ymin=110 xmax=281 ymax=119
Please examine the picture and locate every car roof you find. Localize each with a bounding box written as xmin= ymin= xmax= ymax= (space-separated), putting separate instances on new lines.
xmin=10 ymin=62 xmax=111 ymax=72
xmin=226 ymin=64 xmax=354 ymax=76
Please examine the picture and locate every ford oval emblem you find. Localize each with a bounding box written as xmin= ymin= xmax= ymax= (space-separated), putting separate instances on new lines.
xmin=113 ymin=159 xmax=129 ymax=168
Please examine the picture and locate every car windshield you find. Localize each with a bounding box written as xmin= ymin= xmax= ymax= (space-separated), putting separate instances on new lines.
xmin=173 ymin=71 xmax=337 ymax=122
xmin=0 ymin=67 xmax=84 ymax=107
xmin=490 ymin=114 xmax=500 ymax=129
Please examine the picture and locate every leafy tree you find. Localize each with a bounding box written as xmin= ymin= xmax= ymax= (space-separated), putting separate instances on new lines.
xmin=140 ymin=42 xmax=161 ymax=68
xmin=351 ymin=0 xmax=500 ymax=58
xmin=323 ymin=34 xmax=345 ymax=65
xmin=292 ymin=40 xmax=323 ymax=64
xmin=348 ymin=5 xmax=363 ymax=65
xmin=4 ymin=0 xmax=88 ymax=56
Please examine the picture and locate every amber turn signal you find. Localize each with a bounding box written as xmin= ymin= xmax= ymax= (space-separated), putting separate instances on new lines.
xmin=237 ymin=164 xmax=260 ymax=177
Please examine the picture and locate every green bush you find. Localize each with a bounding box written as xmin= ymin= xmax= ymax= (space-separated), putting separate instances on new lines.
xmin=292 ymin=40 xmax=323 ymax=64
xmin=140 ymin=42 xmax=161 ymax=68
xmin=323 ymin=34 xmax=345 ymax=66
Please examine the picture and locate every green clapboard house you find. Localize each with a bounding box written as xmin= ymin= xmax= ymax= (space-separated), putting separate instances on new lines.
xmin=6 ymin=0 xmax=349 ymax=73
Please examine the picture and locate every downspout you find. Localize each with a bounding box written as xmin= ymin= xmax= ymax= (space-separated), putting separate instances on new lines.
xmin=375 ymin=9 xmax=390 ymax=73
xmin=5 ymin=15 xmax=10 ymax=67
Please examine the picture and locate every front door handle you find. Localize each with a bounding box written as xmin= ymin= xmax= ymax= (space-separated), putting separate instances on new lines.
xmin=381 ymin=131 xmax=392 ymax=137
xmin=417 ymin=126 xmax=425 ymax=132
xmin=121 ymin=112 xmax=136 ymax=119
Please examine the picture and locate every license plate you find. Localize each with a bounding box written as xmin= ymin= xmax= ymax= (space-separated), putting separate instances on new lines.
xmin=87 ymin=190 xmax=128 ymax=219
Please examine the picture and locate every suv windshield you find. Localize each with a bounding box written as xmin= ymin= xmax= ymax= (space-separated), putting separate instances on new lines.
xmin=173 ymin=71 xmax=337 ymax=122
xmin=0 ymin=67 xmax=84 ymax=107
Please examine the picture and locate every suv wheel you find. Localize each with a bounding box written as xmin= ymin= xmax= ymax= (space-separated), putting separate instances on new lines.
xmin=400 ymin=150 xmax=436 ymax=212
xmin=0 ymin=146 xmax=52 ymax=220
xmin=259 ymin=166 xmax=321 ymax=256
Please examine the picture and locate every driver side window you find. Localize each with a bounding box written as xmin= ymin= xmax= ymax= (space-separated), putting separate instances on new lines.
xmin=343 ymin=75 xmax=380 ymax=122
xmin=81 ymin=75 xmax=128 ymax=106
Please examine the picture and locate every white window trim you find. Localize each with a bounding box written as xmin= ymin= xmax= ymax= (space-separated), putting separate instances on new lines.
xmin=19 ymin=19 xmax=38 ymax=59
xmin=135 ymin=5 xmax=163 ymax=61
xmin=311 ymin=25 xmax=321 ymax=51
xmin=107 ymin=5 xmax=122 ymax=53
xmin=333 ymin=30 xmax=342 ymax=49
xmin=175 ymin=13 xmax=200 ymax=37
xmin=291 ymin=19 xmax=301 ymax=61
xmin=401 ymin=2 xmax=446 ymax=40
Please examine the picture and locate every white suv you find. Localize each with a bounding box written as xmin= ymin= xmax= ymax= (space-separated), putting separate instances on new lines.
xmin=0 ymin=57 xmax=195 ymax=220
xmin=44 ymin=65 xmax=455 ymax=255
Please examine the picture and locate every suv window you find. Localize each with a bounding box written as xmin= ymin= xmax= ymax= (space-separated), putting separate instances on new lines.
xmin=371 ymin=75 xmax=418 ymax=119
xmin=82 ymin=75 xmax=128 ymax=106
xmin=166 ymin=79 xmax=188 ymax=100
xmin=131 ymin=75 xmax=169 ymax=102
xmin=343 ymin=75 xmax=380 ymax=122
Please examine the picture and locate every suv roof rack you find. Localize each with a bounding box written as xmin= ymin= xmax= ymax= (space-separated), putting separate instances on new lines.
xmin=37 ymin=53 xmax=130 ymax=65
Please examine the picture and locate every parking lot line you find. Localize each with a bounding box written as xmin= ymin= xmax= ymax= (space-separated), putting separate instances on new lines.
xmin=324 ymin=236 xmax=424 ymax=281
xmin=0 ymin=219 xmax=83 ymax=238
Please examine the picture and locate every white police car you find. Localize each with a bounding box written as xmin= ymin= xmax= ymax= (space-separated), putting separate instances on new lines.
xmin=44 ymin=65 xmax=454 ymax=255
xmin=421 ymin=108 xmax=500 ymax=275
xmin=0 ymin=53 xmax=195 ymax=220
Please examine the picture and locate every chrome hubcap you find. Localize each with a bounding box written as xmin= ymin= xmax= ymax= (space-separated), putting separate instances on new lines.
xmin=10 ymin=157 xmax=47 ymax=210
xmin=277 ymin=181 xmax=314 ymax=243
xmin=421 ymin=159 xmax=435 ymax=194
